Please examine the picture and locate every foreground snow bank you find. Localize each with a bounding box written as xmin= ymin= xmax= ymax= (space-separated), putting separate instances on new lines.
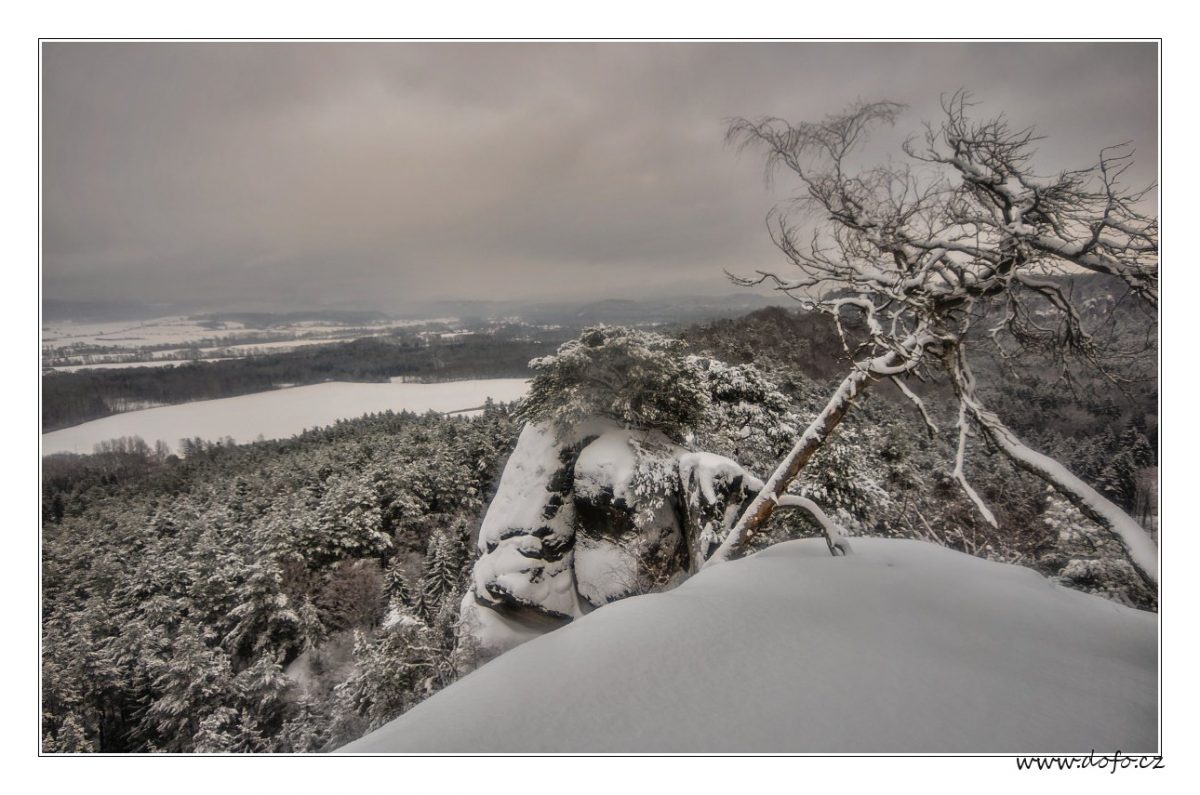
xmin=343 ymin=538 xmax=1156 ymax=753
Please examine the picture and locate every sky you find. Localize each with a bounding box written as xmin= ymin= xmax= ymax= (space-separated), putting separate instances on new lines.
xmin=41 ymin=42 xmax=1158 ymax=313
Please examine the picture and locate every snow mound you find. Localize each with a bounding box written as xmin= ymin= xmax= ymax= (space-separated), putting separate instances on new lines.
xmin=342 ymin=538 xmax=1156 ymax=753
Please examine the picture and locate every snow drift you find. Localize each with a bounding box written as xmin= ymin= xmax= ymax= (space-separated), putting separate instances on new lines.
xmin=342 ymin=538 xmax=1156 ymax=753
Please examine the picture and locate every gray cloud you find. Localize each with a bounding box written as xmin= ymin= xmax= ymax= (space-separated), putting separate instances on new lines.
xmin=42 ymin=42 xmax=1158 ymax=311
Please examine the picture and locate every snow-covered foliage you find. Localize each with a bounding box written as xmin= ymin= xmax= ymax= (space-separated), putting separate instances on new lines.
xmin=688 ymin=356 xmax=796 ymax=466
xmin=518 ymin=327 xmax=710 ymax=442
xmin=1037 ymin=493 xmax=1156 ymax=609
xmin=344 ymin=539 xmax=1157 ymax=753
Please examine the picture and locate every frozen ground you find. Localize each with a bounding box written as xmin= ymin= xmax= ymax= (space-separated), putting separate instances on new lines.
xmin=41 ymin=378 xmax=529 ymax=455
xmin=342 ymin=538 xmax=1157 ymax=754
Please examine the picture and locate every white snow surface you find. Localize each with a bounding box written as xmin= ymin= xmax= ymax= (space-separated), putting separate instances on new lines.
xmin=41 ymin=378 xmax=529 ymax=455
xmin=573 ymin=429 xmax=643 ymax=501
xmin=343 ymin=538 xmax=1157 ymax=753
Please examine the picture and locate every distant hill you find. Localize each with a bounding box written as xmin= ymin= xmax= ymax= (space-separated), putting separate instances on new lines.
xmin=397 ymin=293 xmax=792 ymax=325
xmin=198 ymin=310 xmax=392 ymax=329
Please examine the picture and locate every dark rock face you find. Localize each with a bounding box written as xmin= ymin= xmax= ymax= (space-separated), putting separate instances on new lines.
xmin=463 ymin=420 xmax=757 ymax=654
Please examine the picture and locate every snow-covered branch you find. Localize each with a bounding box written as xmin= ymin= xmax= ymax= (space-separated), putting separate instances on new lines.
xmin=953 ymin=398 xmax=997 ymax=528
xmin=948 ymin=347 xmax=1157 ymax=586
xmin=775 ymin=495 xmax=853 ymax=556
xmin=890 ymin=376 xmax=938 ymax=436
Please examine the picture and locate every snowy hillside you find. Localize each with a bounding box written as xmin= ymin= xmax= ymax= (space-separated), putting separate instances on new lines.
xmin=342 ymin=538 xmax=1156 ymax=753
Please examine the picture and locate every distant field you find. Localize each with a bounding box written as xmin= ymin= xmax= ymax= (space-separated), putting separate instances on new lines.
xmin=41 ymin=378 xmax=529 ymax=455
xmin=48 ymin=360 xmax=196 ymax=373
xmin=42 ymin=315 xmax=453 ymax=349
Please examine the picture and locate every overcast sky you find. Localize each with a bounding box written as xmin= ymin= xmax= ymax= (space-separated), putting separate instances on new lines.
xmin=42 ymin=42 xmax=1157 ymax=312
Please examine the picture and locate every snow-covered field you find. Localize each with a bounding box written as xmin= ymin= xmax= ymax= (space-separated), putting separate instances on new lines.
xmin=47 ymin=360 xmax=196 ymax=373
xmin=43 ymin=317 xmax=244 ymax=347
xmin=41 ymin=378 xmax=529 ymax=455
xmin=342 ymin=538 xmax=1157 ymax=753
xmin=41 ymin=315 xmax=459 ymax=368
xmin=42 ymin=315 xmax=454 ymax=350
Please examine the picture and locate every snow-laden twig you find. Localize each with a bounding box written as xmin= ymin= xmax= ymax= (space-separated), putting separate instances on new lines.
xmin=953 ymin=398 xmax=998 ymax=528
xmin=776 ymin=495 xmax=853 ymax=556
xmin=890 ymin=376 xmax=938 ymax=436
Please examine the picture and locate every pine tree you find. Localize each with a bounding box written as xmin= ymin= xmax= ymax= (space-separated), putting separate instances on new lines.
xmin=53 ymin=713 xmax=96 ymax=753
xmin=1098 ymin=427 xmax=1154 ymax=513
xmin=384 ymin=560 xmax=413 ymax=606
xmin=276 ymin=693 xmax=331 ymax=753
xmin=142 ymin=623 xmax=236 ymax=752
xmin=416 ymin=527 xmax=467 ymax=621
xmin=518 ymin=326 xmax=711 ymax=441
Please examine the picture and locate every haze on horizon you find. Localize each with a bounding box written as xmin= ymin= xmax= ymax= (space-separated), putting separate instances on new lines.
xmin=42 ymin=41 xmax=1158 ymax=314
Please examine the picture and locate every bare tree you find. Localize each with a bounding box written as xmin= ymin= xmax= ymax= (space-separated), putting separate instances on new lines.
xmin=706 ymin=94 xmax=1158 ymax=587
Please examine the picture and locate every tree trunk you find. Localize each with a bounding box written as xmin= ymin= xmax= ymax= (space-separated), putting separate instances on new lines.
xmin=704 ymin=350 xmax=903 ymax=567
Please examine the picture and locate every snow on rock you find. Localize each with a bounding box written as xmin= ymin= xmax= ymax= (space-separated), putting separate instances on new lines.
xmin=346 ymin=538 xmax=1156 ymax=753
xmin=456 ymin=591 xmax=545 ymax=657
xmin=469 ymin=422 xmax=586 ymax=636
xmin=571 ymin=429 xmax=690 ymax=607
xmin=572 ymin=429 xmax=643 ymax=502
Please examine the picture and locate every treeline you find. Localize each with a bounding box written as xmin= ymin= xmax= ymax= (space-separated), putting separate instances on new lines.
xmin=42 ymin=405 xmax=520 ymax=752
xmin=42 ymin=334 xmax=560 ymax=432
xmin=681 ymin=305 xmax=863 ymax=380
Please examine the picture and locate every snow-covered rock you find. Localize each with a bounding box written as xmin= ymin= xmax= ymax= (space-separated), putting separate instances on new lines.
xmin=572 ymin=429 xmax=690 ymax=607
xmin=463 ymin=420 xmax=759 ymax=655
xmin=345 ymin=538 xmax=1156 ymax=753
xmin=470 ymin=421 xmax=583 ymax=623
